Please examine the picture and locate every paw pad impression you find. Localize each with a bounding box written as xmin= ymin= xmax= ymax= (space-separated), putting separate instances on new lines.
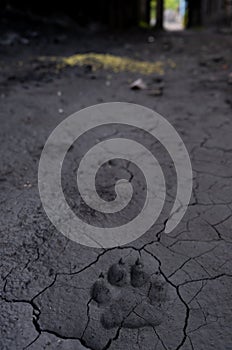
xmin=91 ymin=258 xmax=169 ymax=330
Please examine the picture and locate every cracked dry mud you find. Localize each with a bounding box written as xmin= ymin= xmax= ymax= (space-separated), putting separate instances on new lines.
xmin=1 ymin=26 xmax=232 ymax=350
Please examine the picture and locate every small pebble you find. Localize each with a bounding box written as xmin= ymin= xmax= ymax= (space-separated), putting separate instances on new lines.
xmin=228 ymin=72 xmax=232 ymax=85
xmin=130 ymin=78 xmax=147 ymax=90
xmin=148 ymin=36 xmax=155 ymax=43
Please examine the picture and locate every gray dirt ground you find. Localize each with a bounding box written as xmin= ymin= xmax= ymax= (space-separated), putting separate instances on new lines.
xmin=0 ymin=21 xmax=232 ymax=350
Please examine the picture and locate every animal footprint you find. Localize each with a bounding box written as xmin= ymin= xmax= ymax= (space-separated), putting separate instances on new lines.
xmin=91 ymin=258 xmax=169 ymax=330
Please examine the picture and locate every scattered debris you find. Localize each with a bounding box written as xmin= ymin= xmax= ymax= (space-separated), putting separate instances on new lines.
xmin=20 ymin=37 xmax=29 ymax=45
xmin=148 ymin=87 xmax=163 ymax=97
xmin=84 ymin=64 xmax=93 ymax=73
xmin=124 ymin=43 xmax=132 ymax=50
xmin=0 ymin=32 xmax=30 ymax=46
xmin=148 ymin=36 xmax=155 ymax=43
xmin=228 ymin=72 xmax=232 ymax=85
xmin=225 ymin=98 xmax=232 ymax=107
xmin=218 ymin=27 xmax=232 ymax=35
xmin=23 ymin=181 xmax=32 ymax=188
xmin=130 ymin=78 xmax=147 ymax=90
xmin=167 ymin=59 xmax=176 ymax=69
xmin=54 ymin=34 xmax=67 ymax=44
xmin=0 ymin=32 xmax=18 ymax=46
xmin=199 ymin=54 xmax=224 ymax=67
xmin=153 ymin=76 xmax=163 ymax=84
xmin=211 ymin=55 xmax=224 ymax=63
xmin=26 ymin=31 xmax=39 ymax=38
xmin=162 ymin=40 xmax=172 ymax=51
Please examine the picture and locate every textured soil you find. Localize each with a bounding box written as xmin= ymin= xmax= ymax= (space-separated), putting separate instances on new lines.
xmin=0 ymin=16 xmax=232 ymax=350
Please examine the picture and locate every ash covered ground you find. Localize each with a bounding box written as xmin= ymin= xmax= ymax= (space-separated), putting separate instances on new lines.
xmin=0 ymin=14 xmax=232 ymax=350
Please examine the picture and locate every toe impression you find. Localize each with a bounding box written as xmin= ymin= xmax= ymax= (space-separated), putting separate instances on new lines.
xmin=131 ymin=258 xmax=149 ymax=287
xmin=107 ymin=258 xmax=128 ymax=287
xmin=91 ymin=273 xmax=112 ymax=305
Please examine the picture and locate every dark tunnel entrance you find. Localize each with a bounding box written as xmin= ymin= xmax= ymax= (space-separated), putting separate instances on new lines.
xmin=0 ymin=0 xmax=231 ymax=29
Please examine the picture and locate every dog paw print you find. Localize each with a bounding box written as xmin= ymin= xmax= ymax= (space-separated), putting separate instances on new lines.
xmin=91 ymin=258 xmax=168 ymax=330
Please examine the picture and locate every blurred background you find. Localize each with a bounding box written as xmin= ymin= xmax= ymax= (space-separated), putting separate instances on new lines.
xmin=1 ymin=0 xmax=232 ymax=30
